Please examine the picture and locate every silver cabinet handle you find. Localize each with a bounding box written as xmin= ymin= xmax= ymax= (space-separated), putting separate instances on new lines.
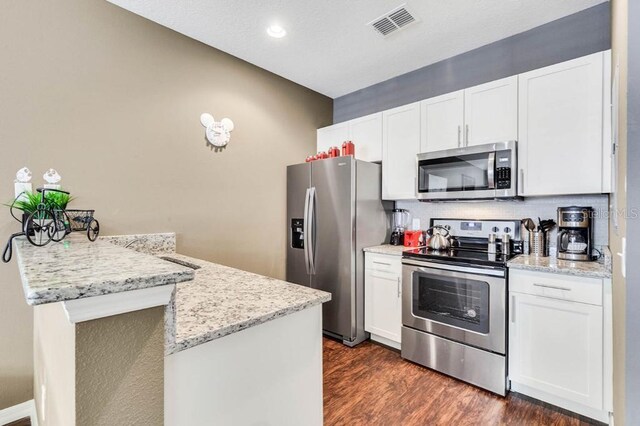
xmin=373 ymin=261 xmax=391 ymax=266
xmin=397 ymin=277 xmax=401 ymax=298
xmin=533 ymin=283 xmax=572 ymax=291
xmin=465 ymin=124 xmax=469 ymax=146
xmin=519 ymin=169 xmax=524 ymax=194
xmin=511 ymin=295 xmax=516 ymax=323
xmin=457 ymin=125 xmax=461 ymax=147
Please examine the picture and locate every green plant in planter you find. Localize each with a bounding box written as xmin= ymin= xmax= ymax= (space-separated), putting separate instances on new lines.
xmin=7 ymin=190 xmax=74 ymax=214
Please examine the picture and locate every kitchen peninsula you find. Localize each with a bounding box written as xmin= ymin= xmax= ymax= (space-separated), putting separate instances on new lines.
xmin=14 ymin=234 xmax=330 ymax=426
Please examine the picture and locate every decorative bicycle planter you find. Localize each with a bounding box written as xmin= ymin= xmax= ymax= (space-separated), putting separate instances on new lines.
xmin=2 ymin=188 xmax=99 ymax=263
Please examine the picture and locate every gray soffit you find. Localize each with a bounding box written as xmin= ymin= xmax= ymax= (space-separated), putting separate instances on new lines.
xmin=334 ymin=2 xmax=611 ymax=123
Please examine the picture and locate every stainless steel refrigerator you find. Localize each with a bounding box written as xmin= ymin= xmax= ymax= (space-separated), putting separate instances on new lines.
xmin=286 ymin=157 xmax=389 ymax=346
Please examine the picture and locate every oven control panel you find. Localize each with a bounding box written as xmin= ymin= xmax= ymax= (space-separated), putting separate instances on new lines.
xmin=433 ymin=219 xmax=520 ymax=240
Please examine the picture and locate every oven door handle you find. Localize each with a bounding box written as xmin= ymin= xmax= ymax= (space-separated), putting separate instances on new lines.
xmin=487 ymin=152 xmax=496 ymax=189
xmin=403 ymin=260 xmax=505 ymax=277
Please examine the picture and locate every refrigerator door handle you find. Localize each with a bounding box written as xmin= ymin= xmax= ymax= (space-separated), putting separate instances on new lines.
xmin=308 ymin=187 xmax=317 ymax=274
xmin=303 ymin=187 xmax=311 ymax=274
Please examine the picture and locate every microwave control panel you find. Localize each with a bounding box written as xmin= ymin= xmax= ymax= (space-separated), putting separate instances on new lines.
xmin=495 ymin=150 xmax=512 ymax=189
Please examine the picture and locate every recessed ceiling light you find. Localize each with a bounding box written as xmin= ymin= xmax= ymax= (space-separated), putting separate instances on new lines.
xmin=267 ymin=24 xmax=287 ymax=38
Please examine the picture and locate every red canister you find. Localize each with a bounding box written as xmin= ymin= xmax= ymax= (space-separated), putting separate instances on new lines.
xmin=341 ymin=141 xmax=355 ymax=157
xmin=328 ymin=146 xmax=340 ymax=158
xmin=305 ymin=156 xmax=314 ymax=162
xmin=317 ymin=151 xmax=329 ymax=159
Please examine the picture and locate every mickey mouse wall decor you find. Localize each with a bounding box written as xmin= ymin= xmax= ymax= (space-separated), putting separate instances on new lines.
xmin=200 ymin=113 xmax=234 ymax=147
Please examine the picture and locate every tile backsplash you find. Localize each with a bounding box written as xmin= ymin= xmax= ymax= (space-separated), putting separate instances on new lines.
xmin=397 ymin=195 xmax=609 ymax=249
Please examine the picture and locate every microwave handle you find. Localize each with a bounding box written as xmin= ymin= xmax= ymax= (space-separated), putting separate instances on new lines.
xmin=487 ymin=152 xmax=496 ymax=189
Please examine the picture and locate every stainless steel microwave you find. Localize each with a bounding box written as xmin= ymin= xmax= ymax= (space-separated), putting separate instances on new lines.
xmin=416 ymin=141 xmax=518 ymax=201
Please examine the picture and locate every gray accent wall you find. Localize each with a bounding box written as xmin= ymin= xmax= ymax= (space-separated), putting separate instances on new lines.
xmin=626 ymin=0 xmax=640 ymax=422
xmin=334 ymin=2 xmax=611 ymax=123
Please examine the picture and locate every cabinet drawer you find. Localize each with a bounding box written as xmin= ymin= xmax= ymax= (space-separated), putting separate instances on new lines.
xmin=509 ymin=269 xmax=602 ymax=306
xmin=365 ymin=253 xmax=401 ymax=274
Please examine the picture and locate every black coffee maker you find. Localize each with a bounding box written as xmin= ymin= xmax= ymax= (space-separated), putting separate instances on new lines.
xmin=557 ymin=206 xmax=594 ymax=261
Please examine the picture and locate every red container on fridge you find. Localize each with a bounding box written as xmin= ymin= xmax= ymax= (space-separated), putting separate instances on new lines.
xmin=328 ymin=146 xmax=340 ymax=158
xmin=305 ymin=156 xmax=314 ymax=162
xmin=403 ymin=230 xmax=423 ymax=247
xmin=317 ymin=151 xmax=329 ymax=160
xmin=341 ymin=141 xmax=355 ymax=157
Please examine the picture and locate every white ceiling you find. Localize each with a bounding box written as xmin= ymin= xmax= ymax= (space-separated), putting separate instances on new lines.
xmin=107 ymin=0 xmax=607 ymax=98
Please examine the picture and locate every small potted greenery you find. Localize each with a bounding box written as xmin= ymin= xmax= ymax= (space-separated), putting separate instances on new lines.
xmin=9 ymin=190 xmax=73 ymax=220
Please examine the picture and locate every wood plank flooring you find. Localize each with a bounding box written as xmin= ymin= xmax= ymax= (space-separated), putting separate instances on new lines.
xmin=323 ymin=338 xmax=597 ymax=426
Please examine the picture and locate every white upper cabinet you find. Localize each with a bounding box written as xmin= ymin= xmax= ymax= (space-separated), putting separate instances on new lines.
xmin=316 ymin=113 xmax=382 ymax=162
xmin=464 ymin=76 xmax=518 ymax=146
xmin=349 ymin=112 xmax=383 ymax=162
xmin=420 ymin=90 xmax=464 ymax=152
xmin=518 ymin=52 xmax=605 ymax=196
xmin=317 ymin=122 xmax=348 ymax=154
xmin=382 ymin=102 xmax=421 ymax=200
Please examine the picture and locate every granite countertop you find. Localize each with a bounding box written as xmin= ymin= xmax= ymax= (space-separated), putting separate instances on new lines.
xmin=364 ymin=244 xmax=420 ymax=256
xmin=162 ymin=253 xmax=331 ymax=354
xmin=507 ymin=254 xmax=612 ymax=278
xmin=14 ymin=234 xmax=195 ymax=305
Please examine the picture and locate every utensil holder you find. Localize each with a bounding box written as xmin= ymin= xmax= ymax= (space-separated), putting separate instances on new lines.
xmin=530 ymin=231 xmax=547 ymax=257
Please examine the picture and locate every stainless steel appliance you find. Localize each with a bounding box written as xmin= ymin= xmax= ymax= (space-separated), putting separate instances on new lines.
xmin=286 ymin=157 xmax=388 ymax=346
xmin=416 ymin=141 xmax=518 ymax=201
xmin=401 ymin=218 xmax=521 ymax=395
xmin=557 ymin=206 xmax=594 ymax=261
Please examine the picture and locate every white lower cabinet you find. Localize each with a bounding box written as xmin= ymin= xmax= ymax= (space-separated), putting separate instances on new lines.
xmin=364 ymin=253 xmax=402 ymax=349
xmin=508 ymin=269 xmax=612 ymax=423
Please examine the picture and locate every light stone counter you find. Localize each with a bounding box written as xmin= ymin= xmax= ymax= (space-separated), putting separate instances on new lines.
xmin=507 ymin=254 xmax=612 ymax=278
xmin=15 ymin=234 xmax=195 ymax=305
xmin=161 ymin=253 xmax=331 ymax=354
xmin=363 ymin=244 xmax=420 ymax=256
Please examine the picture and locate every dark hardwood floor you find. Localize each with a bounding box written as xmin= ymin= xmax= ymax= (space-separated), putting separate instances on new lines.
xmin=323 ymin=338 xmax=596 ymax=426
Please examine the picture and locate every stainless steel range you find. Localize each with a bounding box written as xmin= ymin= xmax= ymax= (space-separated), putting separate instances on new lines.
xmin=401 ymin=218 xmax=521 ymax=396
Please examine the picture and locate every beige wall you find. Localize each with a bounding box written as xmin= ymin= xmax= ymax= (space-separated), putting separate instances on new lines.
xmin=75 ymin=307 xmax=165 ymax=426
xmin=0 ymin=0 xmax=332 ymax=409
xmin=610 ymin=0 xmax=628 ymax=424
xmin=34 ymin=304 xmax=165 ymax=426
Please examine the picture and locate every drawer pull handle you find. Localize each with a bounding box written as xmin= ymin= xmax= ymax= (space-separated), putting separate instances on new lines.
xmin=372 ymin=261 xmax=391 ymax=266
xmin=397 ymin=277 xmax=401 ymax=298
xmin=533 ymin=283 xmax=572 ymax=291
xmin=371 ymin=273 xmax=397 ymax=280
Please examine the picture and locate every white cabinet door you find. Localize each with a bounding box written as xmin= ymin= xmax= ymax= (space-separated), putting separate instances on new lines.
xmin=349 ymin=112 xmax=383 ymax=162
xmin=509 ymin=292 xmax=603 ymax=410
xmin=382 ymin=102 xmax=421 ymax=200
xmin=464 ymin=76 xmax=518 ymax=146
xmin=420 ymin=91 xmax=464 ymax=153
xmin=518 ymin=52 xmax=604 ymax=196
xmin=364 ymin=254 xmax=402 ymax=345
xmin=317 ymin=122 xmax=348 ymax=154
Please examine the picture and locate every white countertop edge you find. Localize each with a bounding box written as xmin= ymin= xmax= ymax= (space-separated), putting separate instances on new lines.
xmin=63 ymin=284 xmax=176 ymax=323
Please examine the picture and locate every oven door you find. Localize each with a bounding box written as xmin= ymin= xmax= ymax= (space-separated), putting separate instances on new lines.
xmin=402 ymin=260 xmax=506 ymax=354
xmin=416 ymin=141 xmax=517 ymax=200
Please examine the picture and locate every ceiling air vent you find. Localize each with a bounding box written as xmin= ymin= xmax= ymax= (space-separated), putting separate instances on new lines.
xmin=368 ymin=4 xmax=418 ymax=37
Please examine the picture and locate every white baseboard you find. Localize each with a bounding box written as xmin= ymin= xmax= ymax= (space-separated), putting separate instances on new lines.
xmin=0 ymin=399 xmax=38 ymax=426
xmin=370 ymin=334 xmax=401 ymax=350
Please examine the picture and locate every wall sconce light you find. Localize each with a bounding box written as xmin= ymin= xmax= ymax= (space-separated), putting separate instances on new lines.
xmin=200 ymin=113 xmax=234 ymax=147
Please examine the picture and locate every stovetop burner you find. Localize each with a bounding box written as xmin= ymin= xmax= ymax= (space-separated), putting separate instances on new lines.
xmin=402 ymin=245 xmax=515 ymax=268
xmin=401 ymin=218 xmax=522 ymax=268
